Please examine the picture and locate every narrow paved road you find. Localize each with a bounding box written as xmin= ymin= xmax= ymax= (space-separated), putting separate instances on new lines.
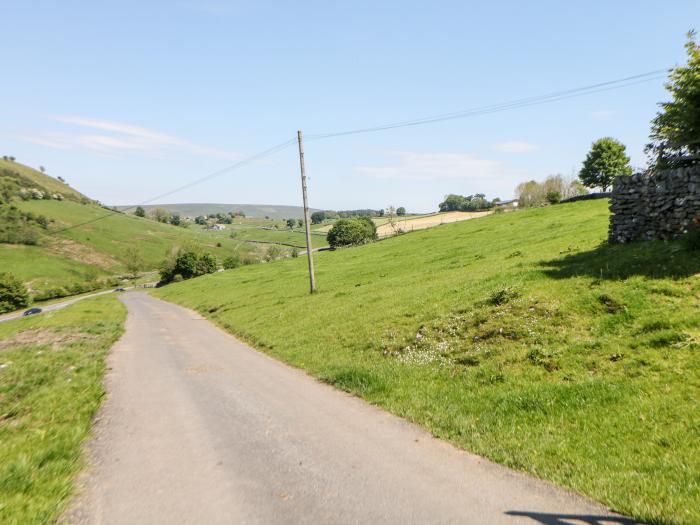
xmin=65 ymin=292 xmax=635 ymax=525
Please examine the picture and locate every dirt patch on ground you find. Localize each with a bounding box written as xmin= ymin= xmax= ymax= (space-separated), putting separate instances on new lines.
xmin=0 ymin=328 xmax=95 ymax=351
xmin=376 ymin=211 xmax=491 ymax=237
xmin=48 ymin=238 xmax=120 ymax=269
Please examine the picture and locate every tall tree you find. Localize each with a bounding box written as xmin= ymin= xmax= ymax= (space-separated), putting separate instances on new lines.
xmin=647 ymin=30 xmax=700 ymax=169
xmin=134 ymin=206 xmax=146 ymax=218
xmin=579 ymin=138 xmax=632 ymax=191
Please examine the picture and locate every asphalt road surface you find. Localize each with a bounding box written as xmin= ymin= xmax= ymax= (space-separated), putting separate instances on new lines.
xmin=65 ymin=292 xmax=636 ymax=525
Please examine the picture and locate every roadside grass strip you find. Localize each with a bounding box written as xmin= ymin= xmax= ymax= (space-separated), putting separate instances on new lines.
xmin=0 ymin=295 xmax=126 ymax=524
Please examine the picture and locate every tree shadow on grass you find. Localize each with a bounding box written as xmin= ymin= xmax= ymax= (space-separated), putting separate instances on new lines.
xmin=540 ymin=240 xmax=700 ymax=281
xmin=505 ymin=510 xmax=640 ymax=524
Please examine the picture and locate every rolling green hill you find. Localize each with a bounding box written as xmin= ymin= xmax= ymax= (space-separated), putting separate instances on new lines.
xmin=0 ymin=158 xmax=91 ymax=204
xmin=0 ymin=161 xmax=258 ymax=298
xmin=155 ymin=199 xmax=700 ymax=525
xmin=115 ymin=202 xmax=319 ymax=219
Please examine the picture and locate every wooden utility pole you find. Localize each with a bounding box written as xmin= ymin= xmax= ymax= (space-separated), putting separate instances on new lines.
xmin=297 ymin=130 xmax=316 ymax=293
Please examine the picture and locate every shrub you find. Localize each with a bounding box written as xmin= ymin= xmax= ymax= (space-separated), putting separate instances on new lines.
xmin=160 ymin=248 xmax=218 ymax=283
xmin=546 ymin=190 xmax=561 ymax=204
xmin=223 ymin=255 xmax=241 ymax=269
xmin=0 ymin=273 xmax=30 ymax=313
xmin=516 ymin=175 xmax=587 ymax=208
xmin=197 ymin=253 xmax=218 ymax=274
xmin=488 ymin=286 xmax=520 ymax=306
xmin=264 ymin=245 xmax=283 ymax=262
xmin=327 ymin=217 xmax=377 ymax=248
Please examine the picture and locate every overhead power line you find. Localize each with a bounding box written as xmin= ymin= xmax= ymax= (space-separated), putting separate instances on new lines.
xmin=47 ymin=67 xmax=669 ymax=237
xmin=49 ymin=138 xmax=297 ymax=235
xmin=305 ymin=69 xmax=669 ymax=141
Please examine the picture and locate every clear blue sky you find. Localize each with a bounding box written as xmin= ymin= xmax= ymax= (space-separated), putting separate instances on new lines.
xmin=2 ymin=1 xmax=698 ymax=212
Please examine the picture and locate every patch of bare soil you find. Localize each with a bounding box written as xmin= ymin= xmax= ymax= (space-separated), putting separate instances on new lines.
xmin=48 ymin=238 xmax=120 ymax=269
xmin=0 ymin=328 xmax=95 ymax=352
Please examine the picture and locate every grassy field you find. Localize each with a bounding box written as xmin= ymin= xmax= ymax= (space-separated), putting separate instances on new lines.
xmin=0 ymin=159 xmax=89 ymax=203
xmin=1 ymin=198 xmax=256 ymax=296
xmin=154 ymin=199 xmax=700 ymax=525
xmin=227 ymin=227 xmax=329 ymax=248
xmin=0 ymin=295 xmax=126 ymax=524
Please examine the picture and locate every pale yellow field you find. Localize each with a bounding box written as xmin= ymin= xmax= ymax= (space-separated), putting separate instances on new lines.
xmin=375 ymin=211 xmax=492 ymax=237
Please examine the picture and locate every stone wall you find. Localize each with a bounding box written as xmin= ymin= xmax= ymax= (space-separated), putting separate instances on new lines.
xmin=609 ymin=166 xmax=700 ymax=243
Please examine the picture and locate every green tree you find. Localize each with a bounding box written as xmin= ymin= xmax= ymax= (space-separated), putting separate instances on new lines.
xmin=124 ymin=246 xmax=144 ymax=277
xmin=396 ymin=206 xmax=406 ymax=216
xmin=169 ymin=213 xmax=182 ymax=226
xmin=647 ymin=31 xmax=700 ymax=169
xmin=579 ymin=138 xmax=632 ymax=191
xmin=286 ymin=218 xmax=296 ymax=229
xmin=439 ymin=193 xmax=493 ymax=212
xmin=150 ymin=207 xmax=171 ymax=223
xmin=310 ymin=211 xmax=326 ymax=224
xmin=0 ymin=272 xmax=30 ymax=313
xmin=134 ymin=206 xmax=146 ymax=218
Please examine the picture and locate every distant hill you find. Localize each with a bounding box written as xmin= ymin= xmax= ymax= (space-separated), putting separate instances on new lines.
xmin=115 ymin=203 xmax=320 ymax=220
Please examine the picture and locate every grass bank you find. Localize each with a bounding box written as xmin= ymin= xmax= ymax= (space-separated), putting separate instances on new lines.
xmin=154 ymin=199 xmax=700 ymax=524
xmin=0 ymin=295 xmax=126 ymax=524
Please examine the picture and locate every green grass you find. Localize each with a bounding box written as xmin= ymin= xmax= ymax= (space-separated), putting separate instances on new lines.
xmin=0 ymin=295 xmax=126 ymax=524
xmin=0 ymin=197 xmax=257 ymax=296
xmin=0 ymin=159 xmax=90 ymax=203
xmin=154 ymin=199 xmax=700 ymax=525
xmin=227 ymin=226 xmax=329 ymax=248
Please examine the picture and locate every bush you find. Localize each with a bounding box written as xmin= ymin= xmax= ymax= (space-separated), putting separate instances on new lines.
xmin=264 ymin=245 xmax=284 ymax=262
xmin=516 ymin=175 xmax=587 ymax=208
xmin=487 ymin=286 xmax=520 ymax=306
xmin=0 ymin=273 xmax=30 ymax=313
xmin=197 ymin=253 xmax=218 ymax=274
xmin=545 ymin=190 xmax=561 ymax=204
xmin=160 ymin=248 xmax=218 ymax=283
xmin=223 ymin=255 xmax=242 ymax=269
xmin=327 ymin=217 xmax=377 ymax=248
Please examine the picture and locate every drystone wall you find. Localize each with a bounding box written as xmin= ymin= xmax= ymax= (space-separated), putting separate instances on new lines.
xmin=609 ymin=166 xmax=700 ymax=243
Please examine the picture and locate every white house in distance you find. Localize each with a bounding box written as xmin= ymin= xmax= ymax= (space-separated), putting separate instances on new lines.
xmin=209 ymin=224 xmax=226 ymax=231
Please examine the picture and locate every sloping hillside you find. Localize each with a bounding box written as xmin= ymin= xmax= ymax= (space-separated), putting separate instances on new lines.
xmin=0 ymin=161 xmax=255 ymax=297
xmin=155 ymin=199 xmax=700 ymax=525
xmin=0 ymin=158 xmax=91 ymax=203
